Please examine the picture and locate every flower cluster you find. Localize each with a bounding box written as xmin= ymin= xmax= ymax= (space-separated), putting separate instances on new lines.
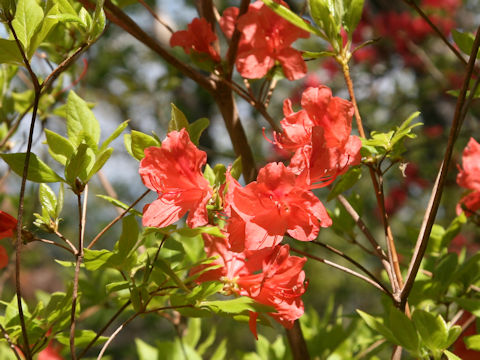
xmin=456 ymin=138 xmax=480 ymax=217
xmin=170 ymin=0 xmax=310 ymax=80
xmin=139 ymin=84 xmax=359 ymax=336
xmin=273 ymin=86 xmax=362 ymax=187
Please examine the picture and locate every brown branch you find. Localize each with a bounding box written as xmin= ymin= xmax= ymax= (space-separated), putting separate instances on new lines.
xmin=285 ymin=320 xmax=310 ymax=360
xmin=337 ymin=195 xmax=386 ymax=259
xmin=339 ymin=59 xmax=403 ymax=296
xmin=54 ymin=230 xmax=78 ymax=254
xmin=311 ymin=240 xmax=393 ymax=297
xmin=35 ymin=238 xmax=76 ymax=254
xmin=400 ymin=26 xmax=480 ymax=307
xmin=88 ymin=189 xmax=150 ymax=249
xmin=7 ymin=19 xmax=40 ymax=360
xmin=70 ymin=185 xmax=88 ymax=360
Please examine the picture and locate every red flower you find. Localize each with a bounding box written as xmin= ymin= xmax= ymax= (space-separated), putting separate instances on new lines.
xmin=231 ymin=162 xmax=331 ymax=242
xmin=195 ymin=240 xmax=306 ymax=337
xmin=170 ymin=18 xmax=220 ymax=62
xmin=139 ymin=129 xmax=213 ymax=228
xmin=0 ymin=210 xmax=17 ymax=239
xmin=456 ymin=138 xmax=480 ymax=217
xmin=457 ymin=138 xmax=480 ymax=192
xmin=221 ymin=1 xmax=310 ymax=80
xmin=237 ymin=245 xmax=306 ymax=333
xmin=273 ymin=86 xmax=361 ymax=185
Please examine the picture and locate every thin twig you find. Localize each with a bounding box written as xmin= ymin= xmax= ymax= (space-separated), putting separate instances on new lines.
xmin=8 ymin=19 xmax=40 ymax=360
xmin=96 ymin=312 xmax=138 ymax=360
xmin=290 ymin=247 xmax=393 ymax=297
xmin=310 ymin=240 xmax=392 ymax=297
xmin=0 ymin=323 xmax=22 ymax=360
xmin=401 ymin=26 xmax=480 ymax=307
xmin=88 ymin=189 xmax=150 ymax=249
xmin=70 ymin=185 xmax=88 ymax=360
xmin=337 ymin=195 xmax=386 ymax=259
xmin=137 ymin=0 xmax=174 ymax=33
xmin=402 ymin=0 xmax=471 ymax=70
xmin=35 ymin=238 xmax=75 ymax=254
xmin=78 ymin=301 xmax=131 ymax=358
xmin=53 ymin=230 xmax=78 ymax=254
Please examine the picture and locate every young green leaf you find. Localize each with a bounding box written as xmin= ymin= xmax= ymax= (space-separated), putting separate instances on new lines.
xmin=187 ymin=117 xmax=209 ymax=145
xmin=342 ymin=0 xmax=364 ymax=35
xmin=118 ymin=215 xmax=139 ymax=256
xmin=96 ymin=195 xmax=143 ymax=216
xmin=85 ymin=147 xmax=113 ymax=181
xmin=412 ymin=310 xmax=448 ymax=351
xmin=39 ymin=184 xmax=57 ymax=219
xmin=11 ymin=0 xmax=44 ymax=55
xmin=388 ymin=307 xmax=419 ymax=353
xmin=99 ymin=120 xmax=129 ymax=152
xmin=465 ymin=334 xmax=480 ymax=351
xmin=169 ymin=103 xmax=189 ymax=132
xmin=0 ymin=39 xmax=24 ymax=66
xmin=327 ymin=166 xmax=362 ymax=201
xmin=66 ymin=91 xmax=100 ymax=150
xmin=130 ymin=130 xmax=161 ymax=161
xmin=452 ymin=30 xmax=476 ymax=57
xmin=44 ymin=129 xmax=75 ymax=165
xmin=262 ymin=0 xmax=324 ymax=38
xmin=1 ymin=152 xmax=64 ymax=183
xmin=65 ymin=143 xmax=95 ymax=184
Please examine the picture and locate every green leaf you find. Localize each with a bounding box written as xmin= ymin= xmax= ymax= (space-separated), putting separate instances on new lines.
xmin=203 ymin=164 xmax=215 ymax=187
xmin=131 ymin=130 xmax=161 ymax=161
xmin=197 ymin=326 xmax=216 ymax=355
xmin=452 ymin=30 xmax=476 ymax=56
xmin=85 ymin=147 xmax=113 ymax=181
xmin=66 ymin=91 xmax=100 ymax=150
xmin=328 ymin=166 xmax=362 ymax=201
xmin=262 ymin=0 xmax=324 ymax=38
xmin=29 ymin=4 xmax=60 ymax=56
xmin=465 ymin=334 xmax=480 ymax=351
xmin=56 ymin=182 xmax=64 ymax=217
xmin=83 ymin=249 xmax=114 ymax=271
xmin=44 ymin=129 xmax=75 ymax=165
xmin=168 ymin=103 xmax=189 ymax=132
xmin=342 ymin=0 xmax=364 ymax=34
xmin=412 ymin=310 xmax=448 ymax=351
xmin=230 ymin=156 xmax=242 ymax=180
xmin=0 ymin=39 xmax=24 ymax=66
xmin=96 ymin=195 xmax=142 ymax=216
xmin=39 ymin=184 xmax=57 ymax=219
xmin=105 ymin=280 xmax=130 ymax=294
xmin=388 ymin=307 xmax=419 ymax=352
xmin=11 ymin=0 xmax=44 ymax=55
xmin=65 ymin=143 xmax=95 ymax=184
xmin=357 ymin=310 xmax=396 ymax=344
xmin=1 ymin=152 xmax=63 ymax=183
xmin=308 ymin=0 xmax=341 ymax=43
xmin=57 ymin=330 xmax=107 ymax=347
xmin=444 ymin=350 xmax=462 ymax=360
xmin=155 ymin=258 xmax=190 ymax=292
xmin=118 ymin=215 xmax=139 ymax=256
xmin=99 ymin=120 xmax=129 ymax=152
xmin=187 ymin=117 xmax=209 ymax=145
xmin=135 ymin=338 xmax=158 ymax=360
xmin=202 ymin=297 xmax=273 ymax=315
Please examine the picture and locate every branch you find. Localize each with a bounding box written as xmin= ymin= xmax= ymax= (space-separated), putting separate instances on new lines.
xmin=7 ymin=19 xmax=41 ymax=360
xmin=310 ymin=240 xmax=393 ymax=297
xmin=70 ymin=185 xmax=88 ymax=360
xmin=400 ymin=26 xmax=480 ymax=307
xmin=290 ymin=247 xmax=393 ymax=297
